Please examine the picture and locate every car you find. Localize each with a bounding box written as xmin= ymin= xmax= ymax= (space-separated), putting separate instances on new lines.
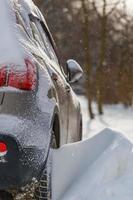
xmin=0 ymin=0 xmax=83 ymax=199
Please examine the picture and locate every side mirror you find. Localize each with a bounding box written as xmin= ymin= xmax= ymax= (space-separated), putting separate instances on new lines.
xmin=66 ymin=59 xmax=83 ymax=83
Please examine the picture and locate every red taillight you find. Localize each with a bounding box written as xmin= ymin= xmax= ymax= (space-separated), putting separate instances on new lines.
xmin=0 ymin=142 xmax=7 ymax=156
xmin=0 ymin=66 xmax=6 ymax=87
xmin=0 ymin=59 xmax=36 ymax=90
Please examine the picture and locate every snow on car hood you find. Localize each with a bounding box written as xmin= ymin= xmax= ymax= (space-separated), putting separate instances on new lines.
xmin=0 ymin=0 xmax=27 ymax=66
xmin=52 ymin=128 xmax=133 ymax=200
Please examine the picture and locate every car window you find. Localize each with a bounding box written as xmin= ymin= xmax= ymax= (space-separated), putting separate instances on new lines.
xmin=29 ymin=17 xmax=51 ymax=57
xmin=35 ymin=20 xmax=59 ymax=64
xmin=30 ymin=21 xmax=45 ymax=49
xmin=15 ymin=11 xmax=27 ymax=33
xmin=35 ymin=20 xmax=68 ymax=76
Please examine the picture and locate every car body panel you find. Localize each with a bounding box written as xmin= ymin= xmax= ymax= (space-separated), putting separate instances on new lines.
xmin=0 ymin=0 xmax=82 ymax=189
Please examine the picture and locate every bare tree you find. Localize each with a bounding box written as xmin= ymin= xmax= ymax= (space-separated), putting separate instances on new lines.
xmin=33 ymin=0 xmax=42 ymax=8
xmin=81 ymin=0 xmax=95 ymax=119
xmin=114 ymin=1 xmax=133 ymax=106
xmin=92 ymin=0 xmax=121 ymax=115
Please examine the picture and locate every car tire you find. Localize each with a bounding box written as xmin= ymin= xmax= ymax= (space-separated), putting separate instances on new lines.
xmin=34 ymin=131 xmax=57 ymax=200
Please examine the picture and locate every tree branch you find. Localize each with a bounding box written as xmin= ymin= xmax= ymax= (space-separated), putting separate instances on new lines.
xmin=107 ymin=0 xmax=121 ymax=16
xmin=92 ymin=0 xmax=102 ymax=19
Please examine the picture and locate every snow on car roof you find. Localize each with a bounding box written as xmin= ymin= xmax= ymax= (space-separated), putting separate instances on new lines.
xmin=18 ymin=0 xmax=38 ymax=16
xmin=0 ymin=0 xmax=36 ymax=66
xmin=0 ymin=0 xmax=24 ymax=66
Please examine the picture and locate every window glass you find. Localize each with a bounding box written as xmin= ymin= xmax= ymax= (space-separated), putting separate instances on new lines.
xmin=19 ymin=10 xmax=33 ymax=38
xmin=16 ymin=11 xmax=26 ymax=32
xmin=35 ymin=21 xmax=59 ymax=63
xmin=29 ymin=19 xmax=51 ymax=57
xmin=30 ymin=22 xmax=44 ymax=48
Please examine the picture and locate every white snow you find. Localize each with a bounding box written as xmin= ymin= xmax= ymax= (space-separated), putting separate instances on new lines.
xmin=78 ymin=95 xmax=133 ymax=142
xmin=52 ymin=129 xmax=133 ymax=200
xmin=0 ymin=0 xmax=26 ymax=66
xmin=52 ymin=96 xmax=133 ymax=200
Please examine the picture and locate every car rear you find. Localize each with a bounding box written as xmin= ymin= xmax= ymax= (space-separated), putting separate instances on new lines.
xmin=0 ymin=0 xmax=56 ymax=194
xmin=0 ymin=59 xmax=42 ymax=189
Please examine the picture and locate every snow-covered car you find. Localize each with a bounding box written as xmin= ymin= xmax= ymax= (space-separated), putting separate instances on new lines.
xmin=0 ymin=0 xmax=83 ymax=199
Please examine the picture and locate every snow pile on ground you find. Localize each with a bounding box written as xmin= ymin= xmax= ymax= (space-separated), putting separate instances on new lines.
xmin=78 ymin=95 xmax=133 ymax=142
xmin=52 ymin=129 xmax=133 ymax=200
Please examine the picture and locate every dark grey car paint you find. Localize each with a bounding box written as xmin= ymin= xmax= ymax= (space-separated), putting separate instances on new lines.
xmin=0 ymin=0 xmax=82 ymax=167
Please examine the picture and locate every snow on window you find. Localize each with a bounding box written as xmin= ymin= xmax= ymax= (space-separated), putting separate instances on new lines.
xmin=30 ymin=21 xmax=46 ymax=51
xmin=35 ymin=20 xmax=59 ymax=64
xmin=15 ymin=11 xmax=27 ymax=34
xmin=13 ymin=1 xmax=33 ymax=39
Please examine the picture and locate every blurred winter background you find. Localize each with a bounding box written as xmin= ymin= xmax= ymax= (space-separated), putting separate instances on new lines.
xmin=33 ymin=0 xmax=133 ymax=140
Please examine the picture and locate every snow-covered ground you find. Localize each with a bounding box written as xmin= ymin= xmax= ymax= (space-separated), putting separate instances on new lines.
xmin=52 ymin=95 xmax=133 ymax=200
xmin=78 ymin=95 xmax=133 ymax=142
xmin=53 ymin=129 xmax=133 ymax=200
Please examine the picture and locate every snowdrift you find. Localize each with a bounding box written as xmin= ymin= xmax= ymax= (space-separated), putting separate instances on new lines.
xmin=52 ymin=128 xmax=133 ymax=200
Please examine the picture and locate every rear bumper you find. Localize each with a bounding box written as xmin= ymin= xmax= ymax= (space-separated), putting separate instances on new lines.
xmin=0 ymin=134 xmax=45 ymax=190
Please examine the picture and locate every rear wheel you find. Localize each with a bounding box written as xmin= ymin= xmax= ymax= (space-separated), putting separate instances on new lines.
xmin=34 ymin=129 xmax=58 ymax=200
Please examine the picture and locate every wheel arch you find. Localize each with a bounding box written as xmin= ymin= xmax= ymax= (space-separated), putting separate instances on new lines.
xmin=51 ymin=106 xmax=60 ymax=148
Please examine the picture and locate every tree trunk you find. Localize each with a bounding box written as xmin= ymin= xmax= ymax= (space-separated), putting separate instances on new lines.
xmin=88 ymin=92 xmax=95 ymax=119
xmin=81 ymin=0 xmax=94 ymax=119
xmin=96 ymin=1 xmax=107 ymax=115
xmin=97 ymin=90 xmax=104 ymax=115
